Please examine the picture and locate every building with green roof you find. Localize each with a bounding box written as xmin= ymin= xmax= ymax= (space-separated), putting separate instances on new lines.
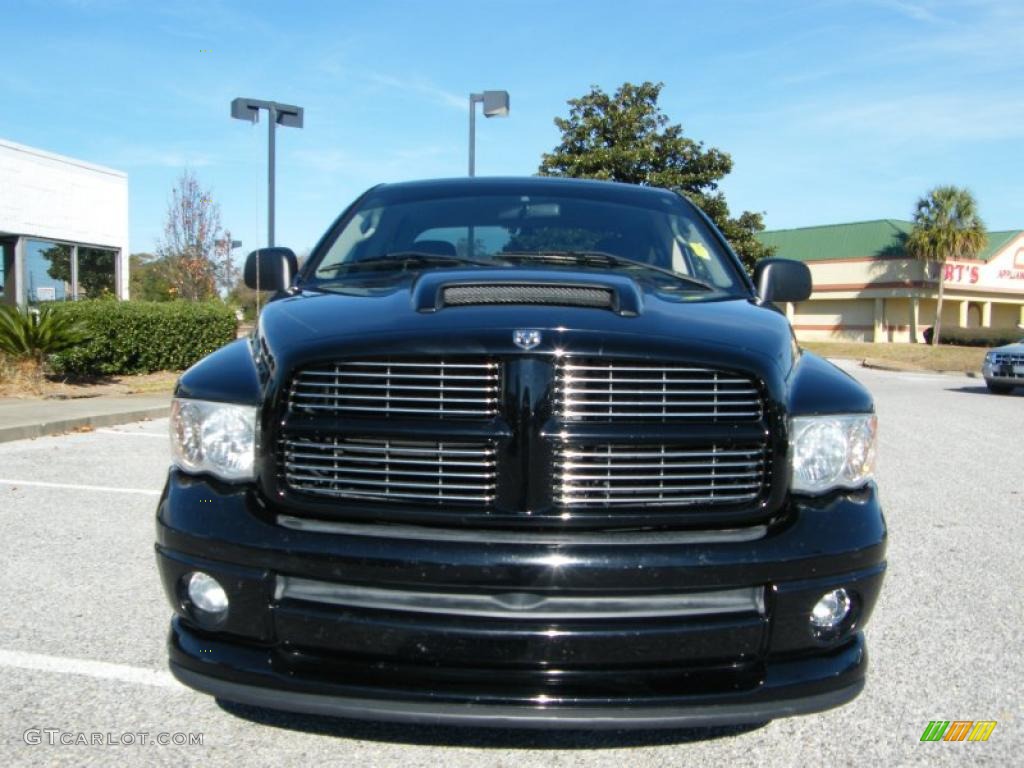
xmin=756 ymin=220 xmax=1024 ymax=343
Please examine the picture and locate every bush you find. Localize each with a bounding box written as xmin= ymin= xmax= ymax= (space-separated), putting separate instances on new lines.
xmin=0 ymin=305 xmax=90 ymax=363
xmin=49 ymin=300 xmax=237 ymax=375
xmin=936 ymin=326 xmax=1024 ymax=348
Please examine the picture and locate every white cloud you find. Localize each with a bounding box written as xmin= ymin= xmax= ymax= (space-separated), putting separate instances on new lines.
xmin=365 ymin=73 xmax=466 ymax=111
xmin=812 ymin=93 xmax=1024 ymax=144
xmin=113 ymin=145 xmax=215 ymax=168
xmin=868 ymin=0 xmax=943 ymax=23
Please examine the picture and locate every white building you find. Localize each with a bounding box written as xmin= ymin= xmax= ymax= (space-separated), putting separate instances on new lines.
xmin=0 ymin=138 xmax=129 ymax=307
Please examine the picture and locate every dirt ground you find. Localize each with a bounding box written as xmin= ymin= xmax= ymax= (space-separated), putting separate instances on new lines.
xmin=0 ymin=362 xmax=178 ymax=400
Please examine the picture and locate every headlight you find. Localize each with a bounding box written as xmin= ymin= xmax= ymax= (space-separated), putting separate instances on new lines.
xmin=790 ymin=414 xmax=877 ymax=495
xmin=170 ymin=399 xmax=257 ymax=482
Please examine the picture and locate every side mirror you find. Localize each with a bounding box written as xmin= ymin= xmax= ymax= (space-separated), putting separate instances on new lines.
xmin=244 ymin=247 xmax=298 ymax=292
xmin=753 ymin=258 xmax=812 ymax=304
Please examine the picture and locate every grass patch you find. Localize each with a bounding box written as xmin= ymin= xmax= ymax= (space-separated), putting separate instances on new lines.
xmin=0 ymin=353 xmax=177 ymax=399
xmin=803 ymin=341 xmax=986 ymax=374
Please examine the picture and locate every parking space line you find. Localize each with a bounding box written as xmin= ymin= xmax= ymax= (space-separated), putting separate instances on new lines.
xmin=0 ymin=479 xmax=161 ymax=496
xmin=96 ymin=429 xmax=167 ymax=439
xmin=0 ymin=649 xmax=183 ymax=689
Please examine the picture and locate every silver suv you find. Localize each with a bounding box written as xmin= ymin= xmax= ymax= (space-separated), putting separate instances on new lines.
xmin=983 ymin=339 xmax=1024 ymax=394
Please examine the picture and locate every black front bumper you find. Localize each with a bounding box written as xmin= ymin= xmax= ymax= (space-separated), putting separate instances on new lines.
xmin=156 ymin=470 xmax=886 ymax=728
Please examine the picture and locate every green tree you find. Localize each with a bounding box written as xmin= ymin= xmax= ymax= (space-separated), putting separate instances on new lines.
xmin=538 ymin=82 xmax=773 ymax=271
xmin=905 ymin=186 xmax=987 ymax=346
xmin=129 ymin=252 xmax=175 ymax=301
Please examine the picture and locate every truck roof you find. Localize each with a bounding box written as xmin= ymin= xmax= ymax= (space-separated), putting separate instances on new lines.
xmin=370 ymin=176 xmax=681 ymax=207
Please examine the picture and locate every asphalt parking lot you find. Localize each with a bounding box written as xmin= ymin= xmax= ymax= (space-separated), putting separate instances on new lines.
xmin=0 ymin=361 xmax=1020 ymax=766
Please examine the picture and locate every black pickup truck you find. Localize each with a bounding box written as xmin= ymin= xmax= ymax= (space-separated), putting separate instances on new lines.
xmin=157 ymin=176 xmax=886 ymax=729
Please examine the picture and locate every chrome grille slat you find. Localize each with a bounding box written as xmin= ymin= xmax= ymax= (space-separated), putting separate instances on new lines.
xmin=561 ymin=403 xmax=761 ymax=409
xmin=295 ymin=381 xmax=495 ymax=390
xmin=562 ymin=411 xmax=762 ymax=419
xmin=560 ymin=448 xmax=763 ymax=459
xmin=291 ymin=403 xmax=494 ymax=416
xmin=555 ymin=359 xmax=764 ymax=422
xmin=281 ymin=436 xmax=497 ymax=506
xmin=559 ymin=387 xmax=756 ymax=395
xmin=564 ymin=376 xmax=753 ymax=385
xmin=555 ymin=443 xmax=770 ymax=508
xmin=285 ymin=463 xmax=494 ymax=479
xmin=282 ymin=440 xmax=494 ymax=457
xmin=294 ymin=393 xmax=496 ymax=404
xmin=285 ymin=474 xmax=496 ymax=491
xmin=561 ymin=471 xmax=763 ymax=481
xmin=288 ymin=358 xmax=500 ymax=419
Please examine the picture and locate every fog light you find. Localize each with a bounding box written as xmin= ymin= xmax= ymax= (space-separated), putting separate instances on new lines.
xmin=810 ymin=588 xmax=851 ymax=632
xmin=186 ymin=572 xmax=229 ymax=616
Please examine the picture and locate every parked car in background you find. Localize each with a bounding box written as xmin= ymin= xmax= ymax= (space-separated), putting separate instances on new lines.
xmin=982 ymin=339 xmax=1024 ymax=394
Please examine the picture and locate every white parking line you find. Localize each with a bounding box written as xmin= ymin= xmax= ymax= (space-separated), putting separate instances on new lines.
xmin=0 ymin=649 xmax=182 ymax=689
xmin=0 ymin=479 xmax=161 ymax=496
xmin=96 ymin=428 xmax=167 ymax=439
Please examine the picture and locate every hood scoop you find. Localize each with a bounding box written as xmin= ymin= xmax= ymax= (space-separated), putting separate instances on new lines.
xmin=443 ymin=283 xmax=614 ymax=309
xmin=412 ymin=269 xmax=643 ymax=316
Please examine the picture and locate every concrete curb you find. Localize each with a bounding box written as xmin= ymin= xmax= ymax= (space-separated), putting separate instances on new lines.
xmin=860 ymin=359 xmax=980 ymax=378
xmin=0 ymin=404 xmax=171 ymax=444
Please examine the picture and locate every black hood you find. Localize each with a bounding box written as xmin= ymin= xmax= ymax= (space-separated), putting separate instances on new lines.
xmin=254 ymin=268 xmax=799 ymax=398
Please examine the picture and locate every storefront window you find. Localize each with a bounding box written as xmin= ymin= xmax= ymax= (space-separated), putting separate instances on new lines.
xmin=77 ymin=248 xmax=117 ymax=298
xmin=0 ymin=241 xmax=9 ymax=300
xmin=26 ymin=240 xmax=71 ymax=303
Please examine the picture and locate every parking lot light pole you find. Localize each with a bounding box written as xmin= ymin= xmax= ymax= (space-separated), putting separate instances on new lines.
xmin=468 ymin=90 xmax=510 ymax=177
xmin=231 ymin=98 xmax=304 ymax=246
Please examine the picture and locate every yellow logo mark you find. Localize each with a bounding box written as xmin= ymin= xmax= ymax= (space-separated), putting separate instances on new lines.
xmin=967 ymin=721 xmax=997 ymax=742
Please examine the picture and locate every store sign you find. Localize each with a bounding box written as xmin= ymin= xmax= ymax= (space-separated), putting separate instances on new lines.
xmin=943 ymin=263 xmax=980 ymax=284
xmin=943 ymin=242 xmax=1024 ymax=288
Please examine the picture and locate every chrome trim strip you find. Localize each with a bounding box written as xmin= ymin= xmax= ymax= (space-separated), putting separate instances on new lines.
xmin=276 ymin=576 xmax=766 ymax=620
xmin=275 ymin=514 xmax=771 ymax=545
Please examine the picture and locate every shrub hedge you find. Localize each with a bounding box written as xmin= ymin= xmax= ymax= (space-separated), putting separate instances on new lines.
xmin=936 ymin=326 xmax=1024 ymax=348
xmin=50 ymin=300 xmax=238 ymax=375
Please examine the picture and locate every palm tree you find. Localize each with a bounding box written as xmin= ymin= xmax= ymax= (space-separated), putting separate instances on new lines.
xmin=905 ymin=186 xmax=987 ymax=346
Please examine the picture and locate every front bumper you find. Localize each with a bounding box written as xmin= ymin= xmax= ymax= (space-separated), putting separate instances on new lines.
xmin=983 ymin=374 xmax=1022 ymax=388
xmin=157 ymin=470 xmax=886 ymax=728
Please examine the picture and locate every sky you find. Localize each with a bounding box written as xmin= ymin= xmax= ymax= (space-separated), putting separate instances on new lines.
xmin=2 ymin=0 xmax=1023 ymax=259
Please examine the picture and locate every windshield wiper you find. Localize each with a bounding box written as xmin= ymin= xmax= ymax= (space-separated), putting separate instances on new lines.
xmin=497 ymin=251 xmax=714 ymax=291
xmin=317 ymin=251 xmax=497 ymax=275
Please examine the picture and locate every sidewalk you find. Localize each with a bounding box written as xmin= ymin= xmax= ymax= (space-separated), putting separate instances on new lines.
xmin=0 ymin=394 xmax=171 ymax=444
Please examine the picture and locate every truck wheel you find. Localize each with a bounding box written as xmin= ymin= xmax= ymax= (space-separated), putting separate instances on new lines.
xmin=986 ymin=381 xmax=1014 ymax=395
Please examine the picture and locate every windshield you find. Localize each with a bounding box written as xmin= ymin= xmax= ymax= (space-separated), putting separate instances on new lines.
xmin=308 ymin=191 xmax=747 ymax=294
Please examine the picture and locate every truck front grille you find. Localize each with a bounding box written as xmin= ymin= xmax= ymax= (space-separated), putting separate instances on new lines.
xmin=993 ymin=353 xmax=1024 ymax=377
xmin=281 ymin=436 xmax=498 ymax=505
xmin=288 ymin=358 xmax=500 ymax=419
xmin=555 ymin=443 xmax=770 ymax=507
xmin=555 ymin=359 xmax=763 ymax=422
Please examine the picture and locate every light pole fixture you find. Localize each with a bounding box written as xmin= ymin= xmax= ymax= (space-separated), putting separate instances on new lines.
xmin=231 ymin=97 xmax=304 ymax=246
xmin=468 ymin=90 xmax=509 ymax=177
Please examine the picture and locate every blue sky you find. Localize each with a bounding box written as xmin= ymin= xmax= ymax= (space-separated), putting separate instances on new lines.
xmin=3 ymin=0 xmax=1023 ymax=258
